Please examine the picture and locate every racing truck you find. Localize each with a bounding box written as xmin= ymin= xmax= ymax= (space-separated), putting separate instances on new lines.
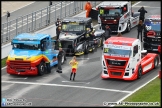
xmin=6 ymin=33 xmax=66 ymax=76
xmin=143 ymin=15 xmax=161 ymax=52
xmin=58 ymin=17 xmax=105 ymax=55
xmin=158 ymin=45 xmax=161 ymax=79
xmin=101 ymin=36 xmax=160 ymax=80
xmin=92 ymin=1 xmax=140 ymax=33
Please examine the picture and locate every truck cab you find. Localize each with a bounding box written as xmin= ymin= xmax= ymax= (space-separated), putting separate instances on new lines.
xmin=102 ymin=37 xmax=159 ymax=80
xmin=143 ymin=15 xmax=161 ymax=52
xmin=6 ymin=33 xmax=65 ymax=76
xmin=94 ymin=1 xmax=140 ymax=33
xmin=59 ymin=17 xmax=104 ymax=55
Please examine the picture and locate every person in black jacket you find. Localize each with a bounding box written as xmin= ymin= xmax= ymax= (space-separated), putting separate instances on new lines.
xmin=104 ymin=25 xmax=112 ymax=40
xmin=138 ymin=6 xmax=147 ymax=22
xmin=137 ymin=20 xmax=144 ymax=42
xmin=56 ymin=48 xmax=64 ymax=73
xmin=55 ymin=18 xmax=60 ymax=27
xmin=56 ymin=24 xmax=61 ymax=40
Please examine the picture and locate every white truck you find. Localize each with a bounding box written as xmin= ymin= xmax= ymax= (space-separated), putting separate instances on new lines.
xmin=93 ymin=1 xmax=140 ymax=33
xmin=101 ymin=36 xmax=159 ymax=80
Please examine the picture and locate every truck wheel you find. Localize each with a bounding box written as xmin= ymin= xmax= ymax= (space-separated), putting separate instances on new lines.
xmin=38 ymin=62 xmax=45 ymax=76
xmin=154 ymin=56 xmax=159 ymax=69
xmin=61 ymin=55 xmax=65 ymax=65
xmin=126 ymin=22 xmax=131 ymax=32
xmin=137 ymin=66 xmax=142 ymax=79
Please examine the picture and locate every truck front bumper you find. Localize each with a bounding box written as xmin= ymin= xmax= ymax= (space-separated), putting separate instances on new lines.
xmin=7 ymin=66 xmax=38 ymax=75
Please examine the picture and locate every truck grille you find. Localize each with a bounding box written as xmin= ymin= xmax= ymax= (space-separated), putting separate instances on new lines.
xmin=101 ymin=24 xmax=118 ymax=31
xmin=108 ymin=66 xmax=125 ymax=71
xmin=9 ymin=60 xmax=31 ymax=70
xmin=107 ymin=59 xmax=126 ymax=66
xmin=111 ymin=72 xmax=122 ymax=76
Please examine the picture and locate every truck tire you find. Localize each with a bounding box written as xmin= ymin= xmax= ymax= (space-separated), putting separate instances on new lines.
xmin=38 ymin=61 xmax=45 ymax=76
xmin=154 ymin=56 xmax=159 ymax=69
xmin=46 ymin=63 xmax=51 ymax=74
xmin=84 ymin=43 xmax=89 ymax=54
xmin=137 ymin=66 xmax=142 ymax=79
xmin=126 ymin=22 xmax=131 ymax=32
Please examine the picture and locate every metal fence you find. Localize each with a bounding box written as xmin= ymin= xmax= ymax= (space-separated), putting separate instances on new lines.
xmin=1 ymin=1 xmax=102 ymax=45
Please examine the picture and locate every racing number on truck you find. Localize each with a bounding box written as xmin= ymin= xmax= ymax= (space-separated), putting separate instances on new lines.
xmin=62 ymin=24 xmax=66 ymax=30
xmin=100 ymin=9 xmax=104 ymax=15
xmin=104 ymin=48 xmax=109 ymax=53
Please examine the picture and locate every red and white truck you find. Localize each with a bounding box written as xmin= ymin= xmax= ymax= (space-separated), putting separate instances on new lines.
xmin=93 ymin=1 xmax=140 ymax=33
xmin=101 ymin=36 xmax=160 ymax=80
xmin=158 ymin=45 xmax=161 ymax=79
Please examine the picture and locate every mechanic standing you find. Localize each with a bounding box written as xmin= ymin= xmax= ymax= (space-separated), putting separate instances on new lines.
xmin=56 ymin=24 xmax=61 ymax=40
xmin=138 ymin=6 xmax=147 ymax=22
xmin=137 ymin=20 xmax=144 ymax=42
xmin=69 ymin=56 xmax=79 ymax=81
xmin=84 ymin=1 xmax=92 ymax=18
xmin=56 ymin=48 xmax=64 ymax=73
xmin=104 ymin=25 xmax=112 ymax=40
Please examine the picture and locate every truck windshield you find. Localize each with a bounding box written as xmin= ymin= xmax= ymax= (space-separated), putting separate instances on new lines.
xmin=99 ymin=8 xmax=122 ymax=16
xmin=62 ymin=23 xmax=84 ymax=32
xmin=103 ymin=48 xmax=131 ymax=57
xmin=13 ymin=43 xmax=41 ymax=50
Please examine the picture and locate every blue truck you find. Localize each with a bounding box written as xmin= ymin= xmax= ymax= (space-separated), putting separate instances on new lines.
xmin=6 ymin=33 xmax=66 ymax=76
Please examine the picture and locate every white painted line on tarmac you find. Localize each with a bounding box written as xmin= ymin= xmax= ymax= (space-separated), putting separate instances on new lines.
xmin=62 ymin=81 xmax=90 ymax=84
xmin=2 ymin=80 xmax=132 ymax=93
xmin=132 ymin=1 xmax=141 ymax=7
xmin=111 ymin=75 xmax=158 ymax=107
xmin=2 ymin=77 xmax=28 ymax=80
xmin=1 ymin=66 xmax=7 ymax=70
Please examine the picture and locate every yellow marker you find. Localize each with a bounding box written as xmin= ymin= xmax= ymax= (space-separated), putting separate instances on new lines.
xmin=62 ymin=24 xmax=66 ymax=29
xmin=100 ymin=9 xmax=104 ymax=14
xmin=104 ymin=48 xmax=109 ymax=53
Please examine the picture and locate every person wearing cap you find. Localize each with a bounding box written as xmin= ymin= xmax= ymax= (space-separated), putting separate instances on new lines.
xmin=55 ymin=18 xmax=60 ymax=27
xmin=84 ymin=1 xmax=92 ymax=18
xmin=56 ymin=23 xmax=61 ymax=40
xmin=56 ymin=48 xmax=64 ymax=73
xmin=138 ymin=6 xmax=147 ymax=22
xmin=104 ymin=25 xmax=112 ymax=40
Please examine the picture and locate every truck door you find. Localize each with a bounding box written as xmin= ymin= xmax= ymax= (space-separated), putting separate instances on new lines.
xmin=132 ymin=45 xmax=140 ymax=68
xmin=131 ymin=12 xmax=140 ymax=28
xmin=42 ymin=39 xmax=58 ymax=67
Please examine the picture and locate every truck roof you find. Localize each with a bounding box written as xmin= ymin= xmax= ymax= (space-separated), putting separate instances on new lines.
xmin=98 ymin=1 xmax=128 ymax=7
xmin=62 ymin=17 xmax=91 ymax=23
xmin=105 ymin=37 xmax=137 ymax=46
xmin=146 ymin=15 xmax=161 ymax=20
xmin=13 ymin=33 xmax=50 ymax=41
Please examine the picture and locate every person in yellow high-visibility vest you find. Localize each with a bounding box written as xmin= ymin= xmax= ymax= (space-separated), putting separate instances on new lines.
xmin=69 ymin=56 xmax=79 ymax=81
